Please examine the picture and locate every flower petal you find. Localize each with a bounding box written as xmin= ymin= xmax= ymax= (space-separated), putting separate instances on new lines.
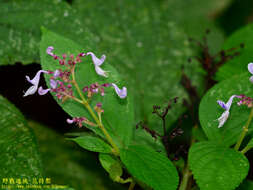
xmin=248 ymin=63 xmax=253 ymax=74
xmin=25 ymin=70 xmax=48 ymax=86
xmin=87 ymin=52 xmax=106 ymax=66
xmin=95 ymin=66 xmax=108 ymax=77
xmin=66 ymin=119 xmax=74 ymax=124
xmin=38 ymin=86 xmax=50 ymax=95
xmin=111 ymin=83 xmax=127 ymax=99
xmin=217 ymin=100 xmax=227 ymax=110
xmin=23 ymin=85 xmax=37 ymax=97
xmin=50 ymin=79 xmax=57 ymax=89
xmin=250 ymin=76 xmax=253 ymax=83
xmin=225 ymin=95 xmax=238 ymax=110
xmin=53 ymin=69 xmax=60 ymax=78
xmin=217 ymin=110 xmax=230 ymax=128
xmin=47 ymin=46 xmax=54 ymax=56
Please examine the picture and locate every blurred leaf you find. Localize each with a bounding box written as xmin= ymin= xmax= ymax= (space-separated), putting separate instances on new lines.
xmin=29 ymin=120 xmax=126 ymax=190
xmin=40 ymin=28 xmax=135 ymax=148
xmin=120 ymin=145 xmax=179 ymax=190
xmin=69 ymin=134 xmax=113 ymax=153
xmin=0 ymin=0 xmax=95 ymax=65
xmin=199 ymin=72 xmax=253 ymax=146
xmin=189 ymin=141 xmax=249 ymax=190
xmin=99 ymin=154 xmax=123 ymax=181
xmin=236 ymin=180 xmax=253 ymax=190
xmin=0 ymin=95 xmax=43 ymax=183
xmin=161 ymin=0 xmax=231 ymax=54
xmin=73 ymin=0 xmax=203 ymax=132
xmin=215 ymin=23 xmax=253 ymax=82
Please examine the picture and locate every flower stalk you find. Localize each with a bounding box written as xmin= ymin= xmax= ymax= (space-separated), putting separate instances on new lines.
xmin=70 ymin=66 xmax=119 ymax=155
xmin=234 ymin=107 xmax=253 ymax=151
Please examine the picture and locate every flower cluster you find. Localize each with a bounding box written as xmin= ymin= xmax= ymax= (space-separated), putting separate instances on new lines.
xmin=216 ymin=62 xmax=253 ymax=128
xmin=24 ymin=46 xmax=128 ymax=127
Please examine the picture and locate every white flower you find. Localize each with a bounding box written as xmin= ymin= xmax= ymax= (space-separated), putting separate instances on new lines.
xmin=111 ymin=83 xmax=127 ymax=99
xmin=87 ymin=52 xmax=108 ymax=77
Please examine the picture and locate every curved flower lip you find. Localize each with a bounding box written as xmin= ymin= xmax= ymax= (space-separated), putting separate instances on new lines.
xmin=248 ymin=63 xmax=253 ymax=83
xmin=217 ymin=110 xmax=229 ymax=128
xmin=87 ymin=52 xmax=108 ymax=77
xmin=87 ymin=52 xmax=106 ymax=66
xmin=111 ymin=83 xmax=127 ymax=99
xmin=66 ymin=119 xmax=74 ymax=124
xmin=38 ymin=86 xmax=50 ymax=95
xmin=216 ymin=95 xmax=239 ymax=128
xmin=47 ymin=46 xmax=54 ymax=56
xmin=23 ymin=70 xmax=48 ymax=97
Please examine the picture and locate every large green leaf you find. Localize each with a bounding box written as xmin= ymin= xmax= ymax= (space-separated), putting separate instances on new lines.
xmin=99 ymin=153 xmax=123 ymax=181
xmin=199 ymin=72 xmax=253 ymax=146
xmin=29 ymin=121 xmax=125 ymax=190
xmin=0 ymin=0 xmax=95 ymax=65
xmin=70 ymin=134 xmax=113 ymax=153
xmin=215 ymin=23 xmax=253 ymax=82
xmin=120 ymin=145 xmax=179 ymax=190
xmin=0 ymin=96 xmax=43 ymax=184
xmin=73 ymin=0 xmax=203 ymax=133
xmin=189 ymin=142 xmax=249 ymax=190
xmin=40 ymin=28 xmax=134 ymax=149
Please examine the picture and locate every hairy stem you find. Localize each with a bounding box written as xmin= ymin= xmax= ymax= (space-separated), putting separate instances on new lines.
xmin=71 ymin=68 xmax=119 ymax=155
xmin=234 ymin=107 xmax=253 ymax=151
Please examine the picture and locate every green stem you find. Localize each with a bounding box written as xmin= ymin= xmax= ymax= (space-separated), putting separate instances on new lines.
xmin=179 ymin=163 xmax=192 ymax=190
xmin=234 ymin=107 xmax=253 ymax=151
xmin=71 ymin=69 xmax=119 ymax=155
xmin=241 ymin=146 xmax=251 ymax=154
xmin=128 ymin=180 xmax=136 ymax=190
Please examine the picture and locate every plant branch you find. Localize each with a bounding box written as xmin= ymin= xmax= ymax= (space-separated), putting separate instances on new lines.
xmin=71 ymin=67 xmax=119 ymax=155
xmin=234 ymin=107 xmax=253 ymax=151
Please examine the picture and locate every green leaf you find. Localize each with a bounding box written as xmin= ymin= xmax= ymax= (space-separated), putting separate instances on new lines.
xmin=0 ymin=0 xmax=95 ymax=65
xmin=199 ymin=72 xmax=253 ymax=146
xmin=0 ymin=96 xmax=43 ymax=180
xmin=215 ymin=23 xmax=253 ymax=82
xmin=120 ymin=145 xmax=179 ymax=190
xmin=73 ymin=0 xmax=203 ymax=131
xmin=70 ymin=134 xmax=112 ymax=153
xmin=40 ymin=28 xmax=134 ymax=149
xmin=189 ymin=141 xmax=249 ymax=190
xmin=99 ymin=153 xmax=123 ymax=181
xmin=29 ymin=121 xmax=125 ymax=190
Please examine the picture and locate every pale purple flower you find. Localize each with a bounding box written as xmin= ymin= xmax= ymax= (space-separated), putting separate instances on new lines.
xmin=23 ymin=70 xmax=48 ymax=97
xmin=50 ymin=79 xmax=57 ymax=89
xmin=87 ymin=52 xmax=108 ymax=77
xmin=47 ymin=46 xmax=54 ymax=56
xmin=66 ymin=118 xmax=74 ymax=124
xmin=217 ymin=110 xmax=230 ymax=128
xmin=53 ymin=69 xmax=60 ymax=78
xmin=217 ymin=95 xmax=239 ymax=128
xmin=111 ymin=83 xmax=127 ymax=99
xmin=38 ymin=86 xmax=50 ymax=95
xmin=248 ymin=63 xmax=253 ymax=83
